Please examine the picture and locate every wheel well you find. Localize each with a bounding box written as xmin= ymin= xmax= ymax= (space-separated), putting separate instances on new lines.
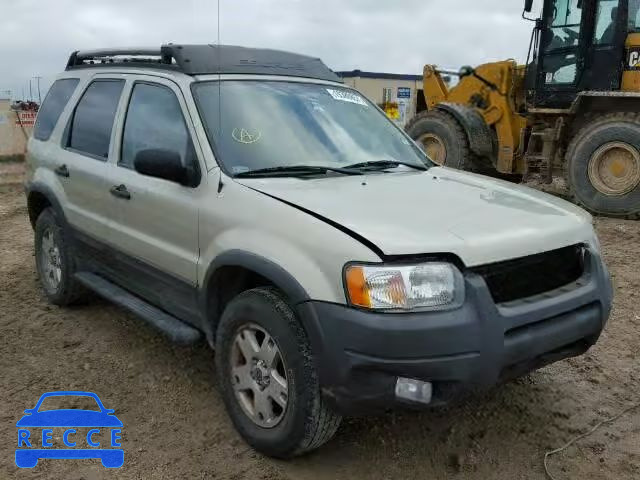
xmin=27 ymin=191 xmax=51 ymax=229
xmin=206 ymin=266 xmax=276 ymax=330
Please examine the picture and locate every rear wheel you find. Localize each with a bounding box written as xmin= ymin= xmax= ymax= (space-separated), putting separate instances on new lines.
xmin=565 ymin=112 xmax=640 ymax=219
xmin=215 ymin=287 xmax=341 ymax=458
xmin=405 ymin=110 xmax=474 ymax=169
xmin=34 ymin=208 xmax=87 ymax=305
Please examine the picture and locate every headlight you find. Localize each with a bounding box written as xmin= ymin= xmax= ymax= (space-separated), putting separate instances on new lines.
xmin=344 ymin=262 xmax=464 ymax=310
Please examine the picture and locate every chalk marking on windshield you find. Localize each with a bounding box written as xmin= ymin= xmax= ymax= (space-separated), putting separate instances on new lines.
xmin=232 ymin=128 xmax=262 ymax=144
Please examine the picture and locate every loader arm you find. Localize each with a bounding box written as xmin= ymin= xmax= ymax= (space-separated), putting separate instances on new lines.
xmin=422 ymin=62 xmax=528 ymax=173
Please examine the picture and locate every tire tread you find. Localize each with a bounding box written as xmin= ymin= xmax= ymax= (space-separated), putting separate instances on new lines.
xmin=258 ymin=287 xmax=341 ymax=456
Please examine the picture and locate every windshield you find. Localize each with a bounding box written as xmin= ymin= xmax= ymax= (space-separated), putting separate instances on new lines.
xmin=192 ymin=80 xmax=429 ymax=175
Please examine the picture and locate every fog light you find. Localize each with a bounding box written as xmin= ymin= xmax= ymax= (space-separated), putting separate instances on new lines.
xmin=395 ymin=377 xmax=432 ymax=404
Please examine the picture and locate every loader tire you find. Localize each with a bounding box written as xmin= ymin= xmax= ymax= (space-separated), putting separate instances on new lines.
xmin=565 ymin=112 xmax=640 ymax=219
xmin=405 ymin=110 xmax=477 ymax=170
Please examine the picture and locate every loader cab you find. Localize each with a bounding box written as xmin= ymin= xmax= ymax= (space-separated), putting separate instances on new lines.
xmin=526 ymin=0 xmax=640 ymax=108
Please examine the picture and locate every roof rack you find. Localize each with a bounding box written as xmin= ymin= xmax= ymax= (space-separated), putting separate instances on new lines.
xmin=66 ymin=48 xmax=173 ymax=69
xmin=65 ymin=44 xmax=342 ymax=83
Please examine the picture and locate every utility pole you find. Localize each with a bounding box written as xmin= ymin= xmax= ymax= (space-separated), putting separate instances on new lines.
xmin=34 ymin=76 xmax=42 ymax=104
xmin=29 ymin=79 xmax=33 ymax=102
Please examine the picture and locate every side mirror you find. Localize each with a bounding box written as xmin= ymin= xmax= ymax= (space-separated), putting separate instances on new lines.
xmin=524 ymin=0 xmax=533 ymax=12
xmin=134 ymin=149 xmax=189 ymax=185
xmin=104 ymin=409 xmax=115 ymax=414
xmin=23 ymin=409 xmax=34 ymax=414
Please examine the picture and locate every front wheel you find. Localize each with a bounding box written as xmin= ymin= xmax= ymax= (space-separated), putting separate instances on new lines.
xmin=565 ymin=112 xmax=640 ymax=219
xmin=215 ymin=287 xmax=341 ymax=458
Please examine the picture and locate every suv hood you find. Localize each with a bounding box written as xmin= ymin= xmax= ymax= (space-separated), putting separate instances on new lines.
xmin=237 ymin=167 xmax=595 ymax=267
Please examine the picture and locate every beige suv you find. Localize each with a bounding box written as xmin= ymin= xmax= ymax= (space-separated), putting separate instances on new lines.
xmin=26 ymin=44 xmax=613 ymax=458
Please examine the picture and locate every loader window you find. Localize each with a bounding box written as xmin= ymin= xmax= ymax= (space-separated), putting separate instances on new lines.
xmin=594 ymin=0 xmax=619 ymax=45
xmin=550 ymin=0 xmax=582 ymax=26
xmin=630 ymin=0 xmax=640 ymax=31
xmin=545 ymin=0 xmax=583 ymax=51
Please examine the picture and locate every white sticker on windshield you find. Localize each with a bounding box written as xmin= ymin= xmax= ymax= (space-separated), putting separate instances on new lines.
xmin=326 ymin=88 xmax=368 ymax=106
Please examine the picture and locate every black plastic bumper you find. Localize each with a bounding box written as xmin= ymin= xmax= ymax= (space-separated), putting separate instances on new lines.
xmin=297 ymin=248 xmax=613 ymax=415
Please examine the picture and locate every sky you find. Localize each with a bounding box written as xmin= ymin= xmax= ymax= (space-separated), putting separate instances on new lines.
xmin=1 ymin=0 xmax=543 ymax=102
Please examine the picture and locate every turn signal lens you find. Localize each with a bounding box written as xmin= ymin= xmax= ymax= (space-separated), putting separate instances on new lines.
xmin=345 ymin=265 xmax=371 ymax=308
xmin=345 ymin=262 xmax=463 ymax=310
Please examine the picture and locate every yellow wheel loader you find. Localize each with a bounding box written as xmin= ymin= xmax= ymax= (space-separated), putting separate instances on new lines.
xmin=406 ymin=0 xmax=640 ymax=218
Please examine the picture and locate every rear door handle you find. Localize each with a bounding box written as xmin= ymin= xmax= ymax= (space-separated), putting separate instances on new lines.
xmin=54 ymin=164 xmax=70 ymax=178
xmin=109 ymin=184 xmax=131 ymax=200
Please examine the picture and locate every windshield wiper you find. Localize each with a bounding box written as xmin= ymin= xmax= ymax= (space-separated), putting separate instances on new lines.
xmin=344 ymin=160 xmax=428 ymax=172
xmin=234 ymin=165 xmax=363 ymax=178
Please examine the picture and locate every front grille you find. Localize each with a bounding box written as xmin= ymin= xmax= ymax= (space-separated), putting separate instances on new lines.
xmin=471 ymin=244 xmax=585 ymax=304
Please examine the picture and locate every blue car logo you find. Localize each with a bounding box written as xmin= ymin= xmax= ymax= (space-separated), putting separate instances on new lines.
xmin=16 ymin=391 xmax=123 ymax=468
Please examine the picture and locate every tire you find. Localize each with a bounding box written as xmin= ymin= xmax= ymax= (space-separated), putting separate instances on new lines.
xmin=215 ymin=287 xmax=341 ymax=458
xmin=405 ymin=109 xmax=477 ymax=170
xmin=565 ymin=112 xmax=640 ymax=219
xmin=34 ymin=207 xmax=88 ymax=305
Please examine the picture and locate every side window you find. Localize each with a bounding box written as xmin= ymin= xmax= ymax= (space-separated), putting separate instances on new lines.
xmin=33 ymin=79 xmax=79 ymax=141
xmin=550 ymin=0 xmax=582 ymax=26
xmin=67 ymin=80 xmax=124 ymax=159
xmin=120 ymin=83 xmax=196 ymax=172
xmin=594 ymin=0 xmax=620 ymax=45
xmin=545 ymin=0 xmax=583 ymax=52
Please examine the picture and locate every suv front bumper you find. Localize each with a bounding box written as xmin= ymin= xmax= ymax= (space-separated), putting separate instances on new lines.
xmin=297 ymin=248 xmax=613 ymax=415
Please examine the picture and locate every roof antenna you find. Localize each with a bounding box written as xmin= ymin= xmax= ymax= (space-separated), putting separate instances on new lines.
xmin=216 ymin=0 xmax=225 ymax=194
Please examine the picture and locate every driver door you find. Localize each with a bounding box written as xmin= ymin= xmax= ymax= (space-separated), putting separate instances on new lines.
xmin=535 ymin=0 xmax=587 ymax=107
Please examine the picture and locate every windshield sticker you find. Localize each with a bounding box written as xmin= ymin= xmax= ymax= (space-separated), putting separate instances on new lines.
xmin=326 ymin=89 xmax=368 ymax=106
xmin=231 ymin=166 xmax=250 ymax=174
xmin=232 ymin=128 xmax=262 ymax=144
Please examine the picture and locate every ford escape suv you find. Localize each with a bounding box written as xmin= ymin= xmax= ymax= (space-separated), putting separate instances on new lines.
xmin=25 ymin=44 xmax=613 ymax=458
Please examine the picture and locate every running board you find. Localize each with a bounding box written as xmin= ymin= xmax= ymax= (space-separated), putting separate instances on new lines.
xmin=75 ymin=272 xmax=202 ymax=344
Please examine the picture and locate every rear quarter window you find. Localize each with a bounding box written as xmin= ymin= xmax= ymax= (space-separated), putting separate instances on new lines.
xmin=33 ymin=79 xmax=79 ymax=141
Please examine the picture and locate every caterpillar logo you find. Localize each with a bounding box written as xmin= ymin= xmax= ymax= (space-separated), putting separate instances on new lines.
xmin=627 ymin=47 xmax=640 ymax=70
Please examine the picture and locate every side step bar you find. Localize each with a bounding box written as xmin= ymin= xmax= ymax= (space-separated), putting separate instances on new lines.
xmin=75 ymin=272 xmax=202 ymax=345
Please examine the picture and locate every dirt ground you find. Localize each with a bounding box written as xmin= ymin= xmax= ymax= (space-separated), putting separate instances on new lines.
xmin=1 ymin=162 xmax=638 ymax=479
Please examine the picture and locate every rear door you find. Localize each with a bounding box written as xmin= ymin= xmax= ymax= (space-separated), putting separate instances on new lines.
xmin=55 ymin=76 xmax=126 ymax=240
xmin=105 ymin=76 xmax=203 ymax=323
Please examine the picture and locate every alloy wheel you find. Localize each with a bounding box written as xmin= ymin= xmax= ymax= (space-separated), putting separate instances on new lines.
xmin=40 ymin=228 xmax=62 ymax=291
xmin=230 ymin=324 xmax=289 ymax=428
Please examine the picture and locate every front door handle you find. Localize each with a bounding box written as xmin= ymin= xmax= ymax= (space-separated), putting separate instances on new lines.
xmin=54 ymin=164 xmax=70 ymax=178
xmin=109 ymin=184 xmax=131 ymax=200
